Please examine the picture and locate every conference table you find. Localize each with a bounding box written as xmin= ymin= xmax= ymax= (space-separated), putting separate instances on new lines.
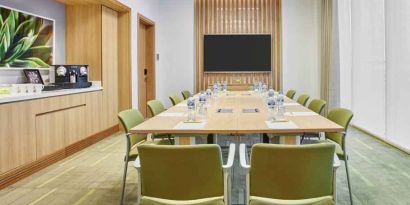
xmin=130 ymin=91 xmax=344 ymax=144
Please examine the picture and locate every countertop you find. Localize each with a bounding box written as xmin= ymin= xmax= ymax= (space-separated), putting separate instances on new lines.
xmin=0 ymin=81 xmax=102 ymax=104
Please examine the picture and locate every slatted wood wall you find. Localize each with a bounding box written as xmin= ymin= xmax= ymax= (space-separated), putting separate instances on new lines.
xmin=195 ymin=0 xmax=282 ymax=91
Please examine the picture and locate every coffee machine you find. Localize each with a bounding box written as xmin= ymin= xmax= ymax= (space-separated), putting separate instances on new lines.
xmin=50 ymin=65 xmax=92 ymax=89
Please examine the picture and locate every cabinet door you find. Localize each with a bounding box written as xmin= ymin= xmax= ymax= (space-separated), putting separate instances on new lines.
xmin=85 ymin=91 xmax=102 ymax=136
xmin=65 ymin=105 xmax=87 ymax=145
xmin=36 ymin=111 xmax=66 ymax=158
xmin=0 ymin=102 xmax=37 ymax=174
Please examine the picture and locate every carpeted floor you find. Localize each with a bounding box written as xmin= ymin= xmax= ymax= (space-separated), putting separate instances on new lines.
xmin=0 ymin=127 xmax=409 ymax=205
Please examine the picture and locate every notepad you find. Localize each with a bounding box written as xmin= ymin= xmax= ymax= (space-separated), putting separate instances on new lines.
xmin=176 ymin=103 xmax=187 ymax=107
xmin=265 ymin=120 xmax=298 ymax=129
xmin=158 ymin=112 xmax=185 ymax=117
xmin=284 ymin=102 xmax=300 ymax=106
xmin=173 ymin=121 xmax=207 ymax=130
xmin=285 ymin=112 xmax=318 ymax=116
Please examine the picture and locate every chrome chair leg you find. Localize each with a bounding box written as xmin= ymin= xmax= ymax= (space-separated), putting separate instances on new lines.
xmin=345 ymin=158 xmax=353 ymax=205
xmin=120 ymin=159 xmax=129 ymax=205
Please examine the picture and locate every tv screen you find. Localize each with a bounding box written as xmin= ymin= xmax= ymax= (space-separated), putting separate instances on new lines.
xmin=204 ymin=35 xmax=271 ymax=72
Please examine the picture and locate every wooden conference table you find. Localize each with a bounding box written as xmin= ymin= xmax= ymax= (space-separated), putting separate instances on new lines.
xmin=130 ymin=91 xmax=344 ymax=144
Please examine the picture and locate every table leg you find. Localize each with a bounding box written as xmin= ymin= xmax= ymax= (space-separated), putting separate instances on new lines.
xmin=262 ymin=133 xmax=270 ymax=143
xmin=207 ymin=134 xmax=214 ymax=144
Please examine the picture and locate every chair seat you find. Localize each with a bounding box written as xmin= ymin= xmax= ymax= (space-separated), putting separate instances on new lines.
xmin=139 ymin=196 xmax=225 ymax=205
xmin=249 ymin=196 xmax=334 ymax=205
xmin=318 ymin=139 xmax=345 ymax=159
xmin=128 ymin=140 xmax=171 ymax=158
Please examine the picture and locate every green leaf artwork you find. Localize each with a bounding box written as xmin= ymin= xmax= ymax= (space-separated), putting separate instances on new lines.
xmin=0 ymin=6 xmax=53 ymax=68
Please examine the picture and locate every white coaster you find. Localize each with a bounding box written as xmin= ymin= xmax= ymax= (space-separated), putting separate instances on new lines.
xmin=173 ymin=121 xmax=207 ymax=130
xmin=285 ymin=112 xmax=318 ymax=116
xmin=265 ymin=121 xmax=298 ymax=129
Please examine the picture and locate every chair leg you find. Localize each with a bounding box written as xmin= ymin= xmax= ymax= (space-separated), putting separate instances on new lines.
xmin=262 ymin=133 xmax=270 ymax=143
xmin=300 ymin=133 xmax=306 ymax=144
xmin=120 ymin=160 xmax=129 ymax=205
xmin=344 ymin=158 xmax=354 ymax=205
xmin=167 ymin=135 xmax=174 ymax=145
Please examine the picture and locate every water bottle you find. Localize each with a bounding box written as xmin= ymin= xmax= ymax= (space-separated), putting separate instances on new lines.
xmin=267 ymin=97 xmax=276 ymax=121
xmin=223 ymin=81 xmax=228 ymax=92
xmin=198 ymin=93 xmax=207 ymax=120
xmin=276 ymin=91 xmax=286 ymax=120
xmin=187 ymin=97 xmax=196 ymax=122
xmin=213 ymin=83 xmax=218 ymax=95
xmin=268 ymin=89 xmax=275 ymax=97
xmin=206 ymin=88 xmax=212 ymax=104
xmin=263 ymin=84 xmax=268 ymax=93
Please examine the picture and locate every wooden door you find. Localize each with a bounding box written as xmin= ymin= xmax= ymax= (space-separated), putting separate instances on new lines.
xmin=138 ymin=14 xmax=156 ymax=117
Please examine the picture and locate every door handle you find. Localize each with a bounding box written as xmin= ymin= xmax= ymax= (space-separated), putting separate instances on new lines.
xmin=144 ymin=68 xmax=148 ymax=80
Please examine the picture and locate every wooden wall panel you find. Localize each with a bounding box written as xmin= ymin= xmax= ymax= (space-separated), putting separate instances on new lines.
xmin=101 ymin=6 xmax=119 ymax=128
xmin=65 ymin=5 xmax=102 ymax=81
xmin=195 ymin=0 xmax=282 ymax=91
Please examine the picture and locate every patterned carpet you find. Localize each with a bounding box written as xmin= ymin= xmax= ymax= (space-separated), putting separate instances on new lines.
xmin=0 ymin=127 xmax=409 ymax=205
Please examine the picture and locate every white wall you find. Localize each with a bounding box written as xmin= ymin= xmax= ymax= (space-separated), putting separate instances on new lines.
xmin=0 ymin=0 xmax=65 ymax=83
xmin=157 ymin=0 xmax=194 ymax=107
xmin=351 ymin=0 xmax=386 ymax=137
xmin=385 ymin=0 xmax=410 ymax=151
xmin=282 ymin=0 xmax=321 ymax=100
xmin=118 ymin=0 xmax=161 ymax=109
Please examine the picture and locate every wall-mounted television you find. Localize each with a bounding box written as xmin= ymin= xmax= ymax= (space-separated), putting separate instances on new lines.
xmin=204 ymin=34 xmax=271 ymax=72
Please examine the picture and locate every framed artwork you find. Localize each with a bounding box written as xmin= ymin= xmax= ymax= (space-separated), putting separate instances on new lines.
xmin=23 ymin=69 xmax=44 ymax=84
xmin=0 ymin=5 xmax=55 ymax=69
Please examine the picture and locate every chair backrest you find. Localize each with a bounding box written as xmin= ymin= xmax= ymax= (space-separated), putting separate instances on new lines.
xmin=326 ymin=108 xmax=354 ymax=149
xmin=169 ymin=95 xmax=182 ymax=106
xmin=250 ymin=143 xmax=335 ymax=200
xmin=286 ymin=90 xmax=296 ymax=99
xmin=308 ymin=99 xmax=327 ymax=115
xmin=118 ymin=109 xmax=147 ymax=147
xmin=147 ymin=100 xmax=166 ymax=116
xmin=138 ymin=144 xmax=224 ymax=200
xmin=181 ymin=90 xmax=191 ymax=100
xmin=297 ymin=94 xmax=310 ymax=106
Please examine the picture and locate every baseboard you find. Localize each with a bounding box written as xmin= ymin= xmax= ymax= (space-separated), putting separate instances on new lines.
xmin=0 ymin=125 xmax=119 ymax=190
xmin=351 ymin=124 xmax=410 ymax=155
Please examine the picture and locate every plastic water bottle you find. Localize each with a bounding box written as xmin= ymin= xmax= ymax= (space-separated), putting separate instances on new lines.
xmin=187 ymin=97 xmax=196 ymax=122
xmin=267 ymin=97 xmax=276 ymax=121
xmin=198 ymin=93 xmax=207 ymax=120
xmin=268 ymin=89 xmax=275 ymax=97
xmin=213 ymin=83 xmax=218 ymax=95
xmin=276 ymin=91 xmax=286 ymax=120
xmin=206 ymin=89 xmax=212 ymax=104
xmin=223 ymin=81 xmax=228 ymax=92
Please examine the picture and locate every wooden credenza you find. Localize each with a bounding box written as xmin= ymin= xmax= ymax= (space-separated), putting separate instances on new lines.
xmin=0 ymin=89 xmax=118 ymax=189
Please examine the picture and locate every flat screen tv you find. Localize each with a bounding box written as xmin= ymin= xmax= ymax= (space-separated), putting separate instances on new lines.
xmin=204 ymin=34 xmax=271 ymax=72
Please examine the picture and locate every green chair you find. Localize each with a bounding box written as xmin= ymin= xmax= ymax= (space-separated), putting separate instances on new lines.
xmin=297 ymin=94 xmax=310 ymax=106
xmin=147 ymin=100 xmax=166 ymax=116
xmin=320 ymin=108 xmax=354 ymax=205
xmin=286 ymin=90 xmax=296 ymax=99
xmin=300 ymin=99 xmax=327 ymax=143
xmin=181 ymin=90 xmax=192 ymax=100
xmin=308 ymin=99 xmax=327 ymax=115
xmin=117 ymin=109 xmax=170 ymax=204
xmin=169 ymin=95 xmax=182 ymax=106
xmin=134 ymin=144 xmax=235 ymax=205
xmin=240 ymin=143 xmax=340 ymax=205
xmin=147 ymin=100 xmax=174 ymax=144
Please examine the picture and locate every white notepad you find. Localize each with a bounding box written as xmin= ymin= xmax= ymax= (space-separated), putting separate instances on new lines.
xmin=176 ymin=103 xmax=187 ymax=107
xmin=285 ymin=112 xmax=318 ymax=116
xmin=173 ymin=121 xmax=207 ymax=130
xmin=265 ymin=121 xmax=298 ymax=129
xmin=284 ymin=102 xmax=300 ymax=106
xmin=158 ymin=112 xmax=186 ymax=117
